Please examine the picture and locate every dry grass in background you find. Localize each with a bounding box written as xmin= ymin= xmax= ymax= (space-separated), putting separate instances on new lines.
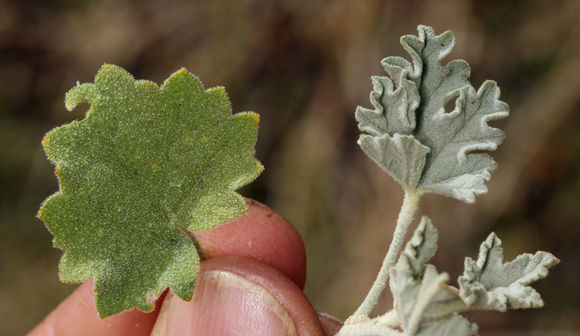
xmin=1 ymin=0 xmax=579 ymax=334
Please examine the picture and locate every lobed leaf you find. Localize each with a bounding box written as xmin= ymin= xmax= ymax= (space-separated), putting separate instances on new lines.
xmin=416 ymin=313 xmax=478 ymax=336
xmin=458 ymin=233 xmax=560 ymax=311
xmin=389 ymin=217 xmax=475 ymax=335
xmin=335 ymin=320 xmax=403 ymax=336
xmin=387 ymin=217 xmax=559 ymax=335
xmin=403 ymin=216 xmax=438 ymax=274
xmin=38 ymin=64 xmax=263 ymax=317
xmin=356 ymin=25 xmax=509 ymax=202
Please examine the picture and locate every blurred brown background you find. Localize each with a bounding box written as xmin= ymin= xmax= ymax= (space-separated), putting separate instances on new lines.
xmin=1 ymin=0 xmax=579 ymax=335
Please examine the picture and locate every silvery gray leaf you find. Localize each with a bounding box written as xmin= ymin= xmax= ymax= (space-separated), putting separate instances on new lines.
xmin=458 ymin=233 xmax=560 ymax=311
xmin=403 ymin=216 xmax=438 ymax=274
xmin=388 ymin=217 xmax=440 ymax=326
xmin=358 ymin=134 xmax=429 ymax=189
xmin=335 ymin=319 xmax=403 ymax=336
xmin=417 ymin=313 xmax=478 ymax=336
xmin=417 ymin=81 xmax=508 ymax=203
xmin=388 ymin=218 xmax=472 ymax=335
xmin=356 ymin=25 xmax=509 ymax=203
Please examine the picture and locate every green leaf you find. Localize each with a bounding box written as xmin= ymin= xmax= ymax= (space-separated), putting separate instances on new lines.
xmin=458 ymin=233 xmax=559 ymax=311
xmin=38 ymin=64 xmax=263 ymax=317
xmin=356 ymin=25 xmax=509 ymax=202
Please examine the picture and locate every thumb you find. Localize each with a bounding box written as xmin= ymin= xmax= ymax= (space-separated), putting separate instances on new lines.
xmin=151 ymin=256 xmax=325 ymax=336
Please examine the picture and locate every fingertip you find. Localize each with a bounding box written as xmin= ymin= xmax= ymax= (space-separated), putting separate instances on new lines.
xmin=28 ymin=281 xmax=160 ymax=336
xmin=152 ymin=256 xmax=324 ymax=336
xmin=195 ymin=199 xmax=307 ymax=288
xmin=31 ymin=200 xmax=308 ymax=335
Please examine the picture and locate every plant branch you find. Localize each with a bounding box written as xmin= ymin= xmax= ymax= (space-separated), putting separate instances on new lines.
xmin=350 ymin=189 xmax=421 ymax=320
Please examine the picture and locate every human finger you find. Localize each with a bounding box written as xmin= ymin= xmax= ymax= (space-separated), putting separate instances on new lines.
xmin=195 ymin=198 xmax=307 ymax=288
xmin=29 ymin=199 xmax=307 ymax=335
xmin=27 ymin=280 xmax=162 ymax=336
xmin=151 ymin=256 xmax=324 ymax=336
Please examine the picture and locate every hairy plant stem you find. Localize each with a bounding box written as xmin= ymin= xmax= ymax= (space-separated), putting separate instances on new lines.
xmin=351 ymin=189 xmax=421 ymax=319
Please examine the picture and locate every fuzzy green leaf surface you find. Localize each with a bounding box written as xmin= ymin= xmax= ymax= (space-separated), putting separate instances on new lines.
xmin=38 ymin=64 xmax=263 ymax=317
xmin=458 ymin=233 xmax=559 ymax=311
xmin=357 ymin=25 xmax=509 ymax=202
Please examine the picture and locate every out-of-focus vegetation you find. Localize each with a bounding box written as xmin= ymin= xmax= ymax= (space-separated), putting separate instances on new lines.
xmin=0 ymin=0 xmax=579 ymax=335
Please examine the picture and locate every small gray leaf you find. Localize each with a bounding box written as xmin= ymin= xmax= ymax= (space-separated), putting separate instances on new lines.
xmin=390 ymin=260 xmax=473 ymax=335
xmin=389 ymin=255 xmax=421 ymax=326
xmin=417 ymin=313 xmax=478 ymax=336
xmin=335 ymin=319 xmax=403 ymax=336
xmin=458 ymin=233 xmax=559 ymax=311
xmin=389 ymin=217 xmax=443 ymax=325
xmin=404 ymin=216 xmax=438 ymax=274
xmin=388 ymin=216 xmax=476 ymax=335
xmin=389 ymin=219 xmax=471 ymax=334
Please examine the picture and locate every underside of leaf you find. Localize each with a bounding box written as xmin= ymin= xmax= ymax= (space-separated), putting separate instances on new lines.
xmin=38 ymin=64 xmax=263 ymax=317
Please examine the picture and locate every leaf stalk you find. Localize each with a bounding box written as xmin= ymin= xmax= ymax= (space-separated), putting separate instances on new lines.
xmin=350 ymin=189 xmax=421 ymax=319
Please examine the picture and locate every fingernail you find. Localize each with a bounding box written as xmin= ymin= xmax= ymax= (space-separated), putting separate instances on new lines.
xmin=152 ymin=270 xmax=298 ymax=336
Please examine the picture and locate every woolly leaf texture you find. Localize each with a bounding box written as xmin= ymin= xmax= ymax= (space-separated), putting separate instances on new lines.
xmin=383 ymin=218 xmax=557 ymax=336
xmin=357 ymin=25 xmax=509 ymax=203
xmin=389 ymin=218 xmax=478 ymax=336
xmin=459 ymin=233 xmax=560 ymax=311
xmin=339 ymin=25 xmax=557 ymax=336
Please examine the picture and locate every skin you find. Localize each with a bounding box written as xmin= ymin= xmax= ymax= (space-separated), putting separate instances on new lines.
xmin=29 ymin=200 xmax=342 ymax=336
